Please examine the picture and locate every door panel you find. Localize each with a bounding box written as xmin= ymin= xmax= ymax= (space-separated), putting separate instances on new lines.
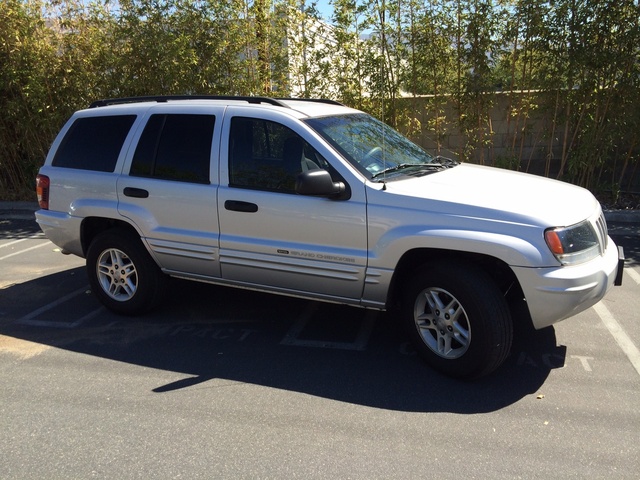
xmin=117 ymin=108 xmax=223 ymax=277
xmin=118 ymin=177 xmax=220 ymax=276
xmin=218 ymin=111 xmax=368 ymax=300
xmin=218 ymin=187 xmax=367 ymax=299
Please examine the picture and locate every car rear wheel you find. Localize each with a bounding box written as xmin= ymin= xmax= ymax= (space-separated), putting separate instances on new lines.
xmin=402 ymin=262 xmax=513 ymax=379
xmin=87 ymin=229 xmax=166 ymax=315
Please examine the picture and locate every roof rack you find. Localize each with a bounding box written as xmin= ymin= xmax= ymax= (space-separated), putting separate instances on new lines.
xmin=88 ymin=95 xmax=344 ymax=109
xmin=277 ymin=97 xmax=345 ymax=106
xmin=88 ymin=95 xmax=293 ymax=109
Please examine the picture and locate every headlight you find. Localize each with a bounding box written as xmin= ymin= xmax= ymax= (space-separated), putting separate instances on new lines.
xmin=544 ymin=220 xmax=601 ymax=266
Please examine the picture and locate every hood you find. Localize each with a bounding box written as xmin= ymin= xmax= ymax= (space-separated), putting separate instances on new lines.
xmin=380 ymin=163 xmax=599 ymax=227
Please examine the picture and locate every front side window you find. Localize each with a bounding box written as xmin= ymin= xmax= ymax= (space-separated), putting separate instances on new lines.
xmin=130 ymin=114 xmax=214 ymax=183
xmin=229 ymin=117 xmax=329 ymax=193
xmin=52 ymin=115 xmax=136 ymax=172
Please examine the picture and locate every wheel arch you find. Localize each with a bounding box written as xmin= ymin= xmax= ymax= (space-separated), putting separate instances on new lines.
xmin=387 ymin=248 xmax=531 ymax=326
xmin=80 ymin=217 xmax=141 ymax=257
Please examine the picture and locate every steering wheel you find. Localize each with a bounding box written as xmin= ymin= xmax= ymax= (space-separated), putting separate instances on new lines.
xmin=362 ymin=147 xmax=383 ymax=171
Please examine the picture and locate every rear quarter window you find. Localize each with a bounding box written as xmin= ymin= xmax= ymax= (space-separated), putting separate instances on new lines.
xmin=52 ymin=115 xmax=136 ymax=172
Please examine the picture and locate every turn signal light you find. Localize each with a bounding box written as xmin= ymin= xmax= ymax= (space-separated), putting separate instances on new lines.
xmin=544 ymin=230 xmax=564 ymax=255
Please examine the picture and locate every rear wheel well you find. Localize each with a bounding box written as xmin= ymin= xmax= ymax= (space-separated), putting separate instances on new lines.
xmin=387 ymin=248 xmax=529 ymax=323
xmin=81 ymin=217 xmax=140 ymax=257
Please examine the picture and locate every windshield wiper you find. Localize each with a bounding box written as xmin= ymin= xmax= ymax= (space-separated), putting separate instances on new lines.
xmin=433 ymin=156 xmax=459 ymax=167
xmin=371 ymin=163 xmax=444 ymax=180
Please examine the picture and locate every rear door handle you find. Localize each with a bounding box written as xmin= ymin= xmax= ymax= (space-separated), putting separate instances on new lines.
xmin=123 ymin=187 xmax=149 ymax=198
xmin=224 ymin=200 xmax=258 ymax=213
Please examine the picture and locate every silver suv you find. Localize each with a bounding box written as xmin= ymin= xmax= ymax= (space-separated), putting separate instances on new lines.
xmin=35 ymin=96 xmax=624 ymax=378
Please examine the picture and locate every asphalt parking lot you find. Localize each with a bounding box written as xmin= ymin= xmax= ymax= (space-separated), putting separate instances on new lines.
xmin=1 ymin=204 xmax=639 ymax=479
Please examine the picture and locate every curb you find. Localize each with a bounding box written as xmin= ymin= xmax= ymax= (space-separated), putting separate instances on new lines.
xmin=0 ymin=201 xmax=38 ymax=210
xmin=603 ymin=210 xmax=640 ymax=224
xmin=0 ymin=202 xmax=39 ymax=220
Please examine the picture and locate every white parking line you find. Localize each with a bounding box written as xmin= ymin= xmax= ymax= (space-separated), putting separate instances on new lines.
xmin=593 ymin=302 xmax=640 ymax=377
xmin=18 ymin=306 xmax=105 ymax=329
xmin=16 ymin=286 xmax=102 ymax=329
xmin=0 ymin=234 xmax=45 ymax=249
xmin=625 ymin=267 xmax=640 ymax=285
xmin=0 ymin=241 xmax=51 ymax=261
xmin=0 ymin=238 xmax=30 ymax=249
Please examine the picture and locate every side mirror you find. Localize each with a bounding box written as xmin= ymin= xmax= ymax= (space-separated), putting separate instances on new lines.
xmin=295 ymin=170 xmax=348 ymax=199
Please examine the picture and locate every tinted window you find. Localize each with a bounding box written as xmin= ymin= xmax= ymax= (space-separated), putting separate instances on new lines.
xmin=52 ymin=115 xmax=136 ymax=172
xmin=229 ymin=117 xmax=327 ymax=192
xmin=129 ymin=115 xmax=164 ymax=178
xmin=130 ymin=114 xmax=215 ymax=183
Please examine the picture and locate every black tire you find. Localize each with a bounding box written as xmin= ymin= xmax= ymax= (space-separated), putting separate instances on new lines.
xmin=86 ymin=228 xmax=166 ymax=315
xmin=401 ymin=262 xmax=513 ymax=379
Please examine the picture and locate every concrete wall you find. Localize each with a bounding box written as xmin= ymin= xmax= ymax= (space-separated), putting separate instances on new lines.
xmin=397 ymin=93 xmax=639 ymax=191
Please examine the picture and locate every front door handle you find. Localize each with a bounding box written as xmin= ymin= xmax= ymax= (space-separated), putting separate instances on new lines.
xmin=224 ymin=200 xmax=258 ymax=213
xmin=123 ymin=187 xmax=149 ymax=198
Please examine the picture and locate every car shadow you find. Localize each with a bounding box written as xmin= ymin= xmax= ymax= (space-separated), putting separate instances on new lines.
xmin=1 ymin=267 xmax=564 ymax=413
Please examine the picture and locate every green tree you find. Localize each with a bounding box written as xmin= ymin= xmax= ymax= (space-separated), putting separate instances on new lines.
xmin=1 ymin=0 xmax=61 ymax=198
xmin=1 ymin=0 xmax=639 ymax=198
xmin=329 ymin=0 xmax=369 ymax=107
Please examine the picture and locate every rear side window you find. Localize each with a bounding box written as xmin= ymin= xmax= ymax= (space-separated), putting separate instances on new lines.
xmin=130 ymin=114 xmax=215 ymax=184
xmin=52 ymin=115 xmax=136 ymax=172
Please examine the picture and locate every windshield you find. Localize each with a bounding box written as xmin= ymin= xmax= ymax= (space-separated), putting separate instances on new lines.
xmin=304 ymin=113 xmax=443 ymax=180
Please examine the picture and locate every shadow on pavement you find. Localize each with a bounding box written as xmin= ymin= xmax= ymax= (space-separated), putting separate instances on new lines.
xmin=0 ymin=217 xmax=42 ymax=240
xmin=1 ymin=267 xmax=563 ymax=413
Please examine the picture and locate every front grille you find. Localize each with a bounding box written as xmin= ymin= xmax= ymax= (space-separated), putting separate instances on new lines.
xmin=594 ymin=212 xmax=608 ymax=255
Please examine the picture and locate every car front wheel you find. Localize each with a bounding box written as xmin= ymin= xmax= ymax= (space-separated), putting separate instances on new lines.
xmin=402 ymin=262 xmax=513 ymax=379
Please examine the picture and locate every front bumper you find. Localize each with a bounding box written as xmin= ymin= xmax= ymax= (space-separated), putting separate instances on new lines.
xmin=512 ymin=237 xmax=623 ymax=330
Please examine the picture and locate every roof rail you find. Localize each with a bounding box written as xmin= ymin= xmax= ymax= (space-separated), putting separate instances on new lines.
xmin=88 ymin=95 xmax=293 ymax=109
xmin=276 ymin=97 xmax=345 ymax=106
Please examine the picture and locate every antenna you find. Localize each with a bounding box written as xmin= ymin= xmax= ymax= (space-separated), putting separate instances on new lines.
xmin=380 ymin=21 xmax=387 ymax=190
xmin=381 ymin=95 xmax=387 ymax=190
